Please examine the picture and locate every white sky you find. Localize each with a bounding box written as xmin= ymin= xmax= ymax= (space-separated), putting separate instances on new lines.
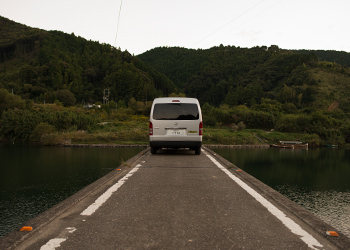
xmin=2 ymin=0 xmax=350 ymax=55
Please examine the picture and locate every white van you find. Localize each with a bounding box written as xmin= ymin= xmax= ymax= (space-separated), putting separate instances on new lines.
xmin=149 ymin=97 xmax=203 ymax=155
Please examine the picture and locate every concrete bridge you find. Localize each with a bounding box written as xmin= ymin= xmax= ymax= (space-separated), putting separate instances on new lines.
xmin=1 ymin=147 xmax=349 ymax=249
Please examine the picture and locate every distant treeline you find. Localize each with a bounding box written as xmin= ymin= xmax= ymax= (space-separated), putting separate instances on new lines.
xmin=0 ymin=16 xmax=177 ymax=105
xmin=138 ymin=45 xmax=350 ymax=110
xmin=1 ymin=16 xmax=350 ymax=145
xmin=138 ymin=45 xmax=350 ymax=145
xmin=1 ymin=88 xmax=349 ymax=145
xmin=294 ymin=49 xmax=350 ymax=67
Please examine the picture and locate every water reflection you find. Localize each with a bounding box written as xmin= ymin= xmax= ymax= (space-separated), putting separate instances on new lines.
xmin=212 ymin=147 xmax=350 ymax=237
xmin=0 ymin=144 xmax=143 ymax=237
xmin=276 ymin=184 xmax=350 ymax=237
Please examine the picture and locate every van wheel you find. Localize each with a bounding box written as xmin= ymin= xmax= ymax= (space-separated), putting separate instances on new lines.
xmin=150 ymin=147 xmax=157 ymax=154
xmin=195 ymin=147 xmax=201 ymax=155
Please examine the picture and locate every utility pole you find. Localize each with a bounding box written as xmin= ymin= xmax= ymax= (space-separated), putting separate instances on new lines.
xmin=103 ymin=88 xmax=110 ymax=106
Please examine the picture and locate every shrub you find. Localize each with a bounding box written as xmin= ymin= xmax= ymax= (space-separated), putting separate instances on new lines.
xmin=231 ymin=123 xmax=238 ymax=131
xmin=0 ymin=88 xmax=25 ymax=116
xmin=40 ymin=133 xmax=64 ymax=145
xmin=237 ymin=121 xmax=246 ymax=131
xmin=54 ymin=89 xmax=76 ymax=107
xmin=275 ymin=114 xmax=310 ymax=133
xmin=0 ymin=107 xmax=97 ymax=141
xmin=30 ymin=123 xmax=57 ymax=142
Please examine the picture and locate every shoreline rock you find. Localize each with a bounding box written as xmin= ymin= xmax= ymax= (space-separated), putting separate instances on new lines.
xmin=63 ymin=144 xmax=270 ymax=148
xmin=205 ymin=144 xmax=270 ymax=148
xmin=63 ymin=144 xmax=148 ymax=147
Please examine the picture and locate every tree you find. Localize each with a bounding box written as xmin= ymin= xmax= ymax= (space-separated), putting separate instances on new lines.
xmin=54 ymin=89 xmax=76 ymax=107
xmin=0 ymin=88 xmax=25 ymax=116
xmin=237 ymin=121 xmax=246 ymax=131
xmin=302 ymin=86 xmax=316 ymax=105
xmin=128 ymin=97 xmax=138 ymax=114
xmin=169 ymin=92 xmax=186 ymax=97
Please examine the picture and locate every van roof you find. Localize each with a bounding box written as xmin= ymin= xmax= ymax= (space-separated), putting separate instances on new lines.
xmin=153 ymin=97 xmax=199 ymax=104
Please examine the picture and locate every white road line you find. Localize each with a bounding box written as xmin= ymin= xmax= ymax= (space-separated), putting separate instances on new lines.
xmin=40 ymin=165 xmax=142 ymax=249
xmin=40 ymin=238 xmax=66 ymax=250
xmin=203 ymin=150 xmax=324 ymax=250
xmin=81 ymin=164 xmax=142 ymax=216
xmin=40 ymin=227 xmax=76 ymax=250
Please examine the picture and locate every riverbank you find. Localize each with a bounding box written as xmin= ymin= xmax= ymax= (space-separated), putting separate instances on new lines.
xmin=57 ymin=127 xmax=323 ymax=147
xmin=1 ymin=116 xmax=344 ymax=147
xmin=1 ymin=103 xmax=348 ymax=147
xmin=0 ymin=127 xmax=327 ymax=147
xmin=63 ymin=144 xmax=148 ymax=147
xmin=40 ymin=128 xmax=310 ymax=147
xmin=62 ymin=143 xmax=270 ymax=148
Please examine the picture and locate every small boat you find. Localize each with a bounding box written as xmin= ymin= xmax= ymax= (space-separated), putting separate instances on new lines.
xmin=271 ymin=140 xmax=308 ymax=149
xmin=271 ymin=143 xmax=294 ymax=149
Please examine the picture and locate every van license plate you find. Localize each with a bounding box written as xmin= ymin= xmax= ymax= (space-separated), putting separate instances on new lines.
xmin=168 ymin=129 xmax=184 ymax=136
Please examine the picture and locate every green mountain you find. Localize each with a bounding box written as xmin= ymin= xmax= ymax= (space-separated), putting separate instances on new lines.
xmin=0 ymin=16 xmax=177 ymax=104
xmin=294 ymin=49 xmax=350 ymax=67
xmin=2 ymin=16 xmax=350 ymax=145
xmin=138 ymin=46 xmax=350 ymax=145
xmin=138 ymin=45 xmax=350 ymax=111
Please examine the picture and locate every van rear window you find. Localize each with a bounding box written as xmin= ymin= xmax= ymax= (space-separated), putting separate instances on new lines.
xmin=153 ymin=103 xmax=199 ymax=120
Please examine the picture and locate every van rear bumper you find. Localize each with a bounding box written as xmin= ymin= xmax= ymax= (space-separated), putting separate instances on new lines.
xmin=149 ymin=141 xmax=202 ymax=149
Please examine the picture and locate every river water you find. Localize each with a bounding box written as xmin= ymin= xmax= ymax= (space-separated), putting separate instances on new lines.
xmin=0 ymin=143 xmax=144 ymax=237
xmin=211 ymin=147 xmax=350 ymax=238
xmin=1 ymin=144 xmax=349 ymax=239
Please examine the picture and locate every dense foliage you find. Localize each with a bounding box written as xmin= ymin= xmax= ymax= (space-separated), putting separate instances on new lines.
xmin=2 ymin=16 xmax=350 ymax=146
xmin=139 ymin=45 xmax=350 ymax=109
xmin=0 ymin=103 xmax=98 ymax=141
xmin=294 ymin=50 xmax=350 ymax=67
xmin=0 ymin=16 xmax=177 ymax=105
xmin=139 ymin=46 xmax=350 ymax=145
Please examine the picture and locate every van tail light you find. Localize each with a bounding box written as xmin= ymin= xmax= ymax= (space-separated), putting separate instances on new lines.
xmin=149 ymin=122 xmax=153 ymax=135
xmin=199 ymin=121 xmax=203 ymax=136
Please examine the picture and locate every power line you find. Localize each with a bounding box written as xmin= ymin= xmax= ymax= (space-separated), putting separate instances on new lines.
xmin=114 ymin=0 xmax=123 ymax=47
xmin=218 ymin=0 xmax=282 ymax=42
xmin=192 ymin=0 xmax=266 ymax=47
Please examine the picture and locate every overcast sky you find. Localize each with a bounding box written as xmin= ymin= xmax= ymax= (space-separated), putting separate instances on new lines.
xmin=2 ymin=0 xmax=350 ymax=55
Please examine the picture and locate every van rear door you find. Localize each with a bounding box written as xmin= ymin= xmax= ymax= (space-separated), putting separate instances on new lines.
xmin=152 ymin=102 xmax=200 ymax=137
xmin=149 ymin=98 xmax=202 ymax=154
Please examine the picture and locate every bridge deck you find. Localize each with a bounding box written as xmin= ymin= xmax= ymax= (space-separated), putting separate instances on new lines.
xmin=1 ymin=147 xmax=349 ymax=249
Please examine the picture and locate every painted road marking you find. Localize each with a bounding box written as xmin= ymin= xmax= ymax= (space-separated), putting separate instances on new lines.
xmin=40 ymin=238 xmax=66 ymax=250
xmin=81 ymin=164 xmax=142 ymax=216
xmin=40 ymin=164 xmax=143 ymax=249
xmin=40 ymin=227 xmax=77 ymax=250
xmin=203 ymin=150 xmax=324 ymax=250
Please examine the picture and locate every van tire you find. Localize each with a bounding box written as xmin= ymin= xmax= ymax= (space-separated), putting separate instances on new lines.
xmin=150 ymin=147 xmax=157 ymax=154
xmin=195 ymin=147 xmax=201 ymax=155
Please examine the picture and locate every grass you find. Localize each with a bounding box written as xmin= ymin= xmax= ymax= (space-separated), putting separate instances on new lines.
xmin=203 ymin=127 xmax=321 ymax=146
xmin=203 ymin=128 xmax=261 ymax=145
xmin=254 ymin=130 xmax=321 ymax=146
xmin=19 ymin=106 xmax=322 ymax=146
xmin=121 ymin=158 xmax=132 ymax=168
xmin=58 ymin=120 xmax=322 ymax=147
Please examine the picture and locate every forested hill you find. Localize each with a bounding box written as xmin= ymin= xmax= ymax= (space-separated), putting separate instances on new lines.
xmin=2 ymin=16 xmax=350 ymax=145
xmin=294 ymin=49 xmax=350 ymax=67
xmin=0 ymin=16 xmax=177 ymax=104
xmin=138 ymin=46 xmax=350 ymax=111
